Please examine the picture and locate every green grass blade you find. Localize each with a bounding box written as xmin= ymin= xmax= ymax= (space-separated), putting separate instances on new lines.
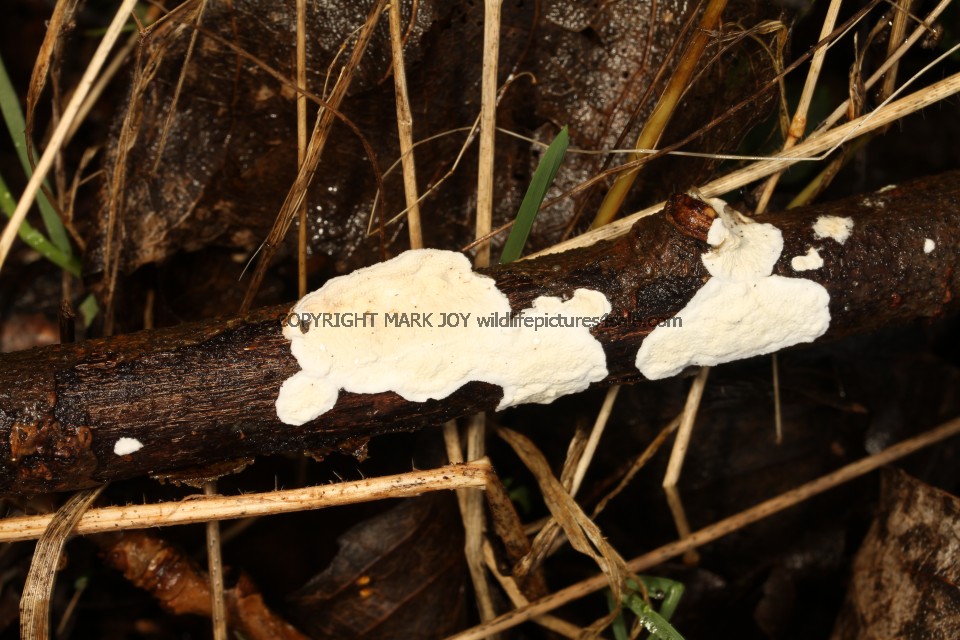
xmin=0 ymin=171 xmax=80 ymax=276
xmin=79 ymin=293 xmax=99 ymax=328
xmin=498 ymin=125 xmax=569 ymax=264
xmin=622 ymin=591 xmax=686 ymax=640
xmin=632 ymin=575 xmax=686 ymax=621
xmin=0 ymin=53 xmax=73 ymax=255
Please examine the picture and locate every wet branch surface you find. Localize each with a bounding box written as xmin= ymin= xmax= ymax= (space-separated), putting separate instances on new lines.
xmin=1 ymin=172 xmax=958 ymax=495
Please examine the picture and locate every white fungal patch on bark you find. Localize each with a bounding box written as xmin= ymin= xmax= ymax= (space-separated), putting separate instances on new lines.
xmin=813 ymin=215 xmax=854 ymax=244
xmin=276 ymin=249 xmax=611 ymax=426
xmin=114 ymin=438 xmax=143 ymax=456
xmin=924 ymin=238 xmax=936 ymax=254
xmin=635 ymin=205 xmax=831 ymax=380
xmin=791 ymin=247 xmax=824 ymax=272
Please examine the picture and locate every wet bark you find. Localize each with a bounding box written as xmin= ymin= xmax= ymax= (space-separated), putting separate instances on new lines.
xmin=1 ymin=172 xmax=958 ymax=495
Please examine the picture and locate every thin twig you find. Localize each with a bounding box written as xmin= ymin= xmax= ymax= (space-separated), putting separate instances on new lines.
xmin=0 ymin=461 xmax=491 ymax=543
xmin=239 ymin=0 xmax=388 ymax=313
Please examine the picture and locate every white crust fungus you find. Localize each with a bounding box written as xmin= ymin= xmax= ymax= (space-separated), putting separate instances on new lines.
xmin=635 ymin=205 xmax=831 ymax=380
xmin=813 ymin=215 xmax=854 ymax=244
xmin=276 ymin=249 xmax=611 ymax=426
xmin=114 ymin=438 xmax=143 ymax=456
xmin=791 ymin=247 xmax=824 ymax=272
xmin=924 ymin=238 xmax=936 ymax=254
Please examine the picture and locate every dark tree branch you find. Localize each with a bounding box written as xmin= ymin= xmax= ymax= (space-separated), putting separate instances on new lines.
xmin=1 ymin=171 xmax=958 ymax=495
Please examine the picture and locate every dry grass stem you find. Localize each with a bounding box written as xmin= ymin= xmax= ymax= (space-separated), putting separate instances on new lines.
xmin=482 ymin=541 xmax=583 ymax=639
xmin=772 ymin=353 xmax=783 ymax=443
xmin=531 ymin=69 xmax=960 ymax=258
xmin=813 ymin=0 xmax=953 ymax=134
xmin=448 ymin=415 xmax=960 ymax=640
xmin=590 ymin=0 xmax=729 ymax=228
xmin=663 ymin=366 xmax=711 ymax=487
xmin=0 ymin=461 xmax=491 ymax=543
xmin=593 ymin=414 xmax=683 ymax=518
xmin=755 ymin=0 xmax=842 ymax=212
xmin=202 ymin=481 xmax=228 ymax=640
xmin=468 ymin=1 xmax=504 ymax=606
xmin=151 ymin=0 xmax=207 ymax=172
xmin=474 ymin=0 xmax=503 ymax=267
xmin=240 ymin=0 xmax=387 ymax=313
xmin=465 ymin=413 xmax=498 ymax=627
xmin=20 ymin=485 xmax=105 ymax=640
xmin=389 ymin=0 xmax=424 ymax=249
xmin=570 ymin=385 xmax=621 ymax=497
xmin=662 ymin=366 xmax=710 ymax=564
xmin=0 ymin=0 xmax=140 ymax=274
xmin=880 ymin=0 xmax=916 ymax=100
xmin=296 ymin=0 xmax=308 ymax=297
xmin=66 ymin=6 xmax=159 ymax=145
xmin=498 ymin=427 xmax=630 ymax=636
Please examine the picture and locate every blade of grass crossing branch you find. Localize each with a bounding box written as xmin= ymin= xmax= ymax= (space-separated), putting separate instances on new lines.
xmin=0 ymin=172 xmax=79 ymax=275
xmin=499 ymin=126 xmax=569 ymax=264
xmin=0 ymin=53 xmax=72 ymax=255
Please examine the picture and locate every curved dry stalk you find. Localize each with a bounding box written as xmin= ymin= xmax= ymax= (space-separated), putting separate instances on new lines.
xmin=20 ymin=485 xmax=105 ymax=640
xmin=498 ymin=427 xmax=632 ymax=636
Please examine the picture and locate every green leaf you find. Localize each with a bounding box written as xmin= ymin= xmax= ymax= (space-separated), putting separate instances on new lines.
xmin=0 ymin=52 xmax=73 ymax=256
xmin=498 ymin=126 xmax=569 ymax=264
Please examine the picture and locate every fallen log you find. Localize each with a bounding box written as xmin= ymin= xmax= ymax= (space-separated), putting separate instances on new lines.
xmin=1 ymin=172 xmax=958 ymax=495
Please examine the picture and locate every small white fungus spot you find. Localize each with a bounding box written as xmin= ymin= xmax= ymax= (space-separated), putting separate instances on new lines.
xmin=791 ymin=247 xmax=824 ymax=272
xmin=924 ymin=238 xmax=936 ymax=254
xmin=813 ymin=216 xmax=854 ymax=244
xmin=878 ymin=184 xmax=898 ymax=193
xmin=636 ymin=204 xmax=831 ymax=380
xmin=276 ymin=250 xmax=611 ymax=426
xmin=114 ymin=438 xmax=143 ymax=456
